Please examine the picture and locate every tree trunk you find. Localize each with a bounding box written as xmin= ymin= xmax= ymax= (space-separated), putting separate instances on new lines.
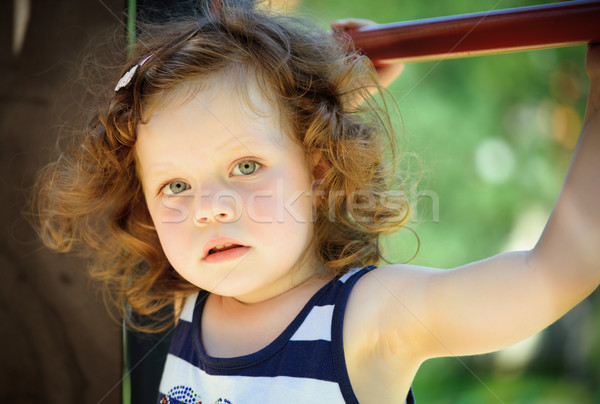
xmin=0 ymin=1 xmax=123 ymax=403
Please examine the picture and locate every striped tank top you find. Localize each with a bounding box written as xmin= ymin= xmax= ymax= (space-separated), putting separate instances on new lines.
xmin=158 ymin=265 xmax=416 ymax=403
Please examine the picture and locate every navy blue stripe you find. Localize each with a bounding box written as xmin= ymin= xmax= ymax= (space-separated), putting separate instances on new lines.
xmin=331 ymin=266 xmax=376 ymax=404
xmin=168 ymin=338 xmax=337 ymax=382
xmin=407 ymin=387 xmax=416 ymax=403
xmin=313 ymin=279 xmax=345 ymax=306
xmin=168 ymin=320 xmax=195 ymax=357
xmin=191 ymin=280 xmax=334 ymax=370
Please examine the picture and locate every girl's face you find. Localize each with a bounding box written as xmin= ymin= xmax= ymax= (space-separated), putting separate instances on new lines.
xmin=135 ymin=78 xmax=319 ymax=303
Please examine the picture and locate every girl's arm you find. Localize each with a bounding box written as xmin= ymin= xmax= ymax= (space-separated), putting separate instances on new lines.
xmin=356 ymin=44 xmax=600 ymax=364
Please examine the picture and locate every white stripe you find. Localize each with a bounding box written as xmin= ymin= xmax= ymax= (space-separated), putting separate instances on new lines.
xmin=179 ymin=292 xmax=199 ymax=323
xmin=290 ymin=305 xmax=333 ymax=341
xmin=338 ymin=267 xmax=361 ymax=283
xmin=159 ymin=354 xmax=345 ymax=403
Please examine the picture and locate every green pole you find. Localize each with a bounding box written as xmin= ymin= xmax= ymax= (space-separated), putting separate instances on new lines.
xmin=127 ymin=0 xmax=137 ymax=56
xmin=122 ymin=8 xmax=136 ymax=402
xmin=122 ymin=319 xmax=131 ymax=404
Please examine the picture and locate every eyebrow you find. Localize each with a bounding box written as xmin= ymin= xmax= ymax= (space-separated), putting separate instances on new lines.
xmin=144 ymin=136 xmax=276 ymax=177
xmin=214 ymin=135 xmax=274 ymax=154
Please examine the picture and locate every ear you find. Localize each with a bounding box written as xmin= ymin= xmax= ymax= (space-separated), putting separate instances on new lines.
xmin=310 ymin=151 xmax=328 ymax=210
xmin=310 ymin=150 xmax=329 ymax=181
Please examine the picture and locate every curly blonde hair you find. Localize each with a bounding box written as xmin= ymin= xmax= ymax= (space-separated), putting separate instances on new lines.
xmin=30 ymin=3 xmax=410 ymax=332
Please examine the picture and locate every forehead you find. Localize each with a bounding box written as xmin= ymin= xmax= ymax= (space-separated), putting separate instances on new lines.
xmin=134 ymin=75 xmax=300 ymax=176
xmin=146 ymin=74 xmax=288 ymax=139
xmin=149 ymin=70 xmax=278 ymax=119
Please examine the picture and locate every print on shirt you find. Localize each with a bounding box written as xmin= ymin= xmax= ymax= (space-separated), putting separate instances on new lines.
xmin=160 ymin=385 xmax=202 ymax=404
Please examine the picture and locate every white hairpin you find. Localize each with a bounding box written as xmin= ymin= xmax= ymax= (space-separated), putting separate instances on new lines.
xmin=114 ymin=54 xmax=153 ymax=92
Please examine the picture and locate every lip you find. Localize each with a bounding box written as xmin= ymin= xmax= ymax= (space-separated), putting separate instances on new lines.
xmin=203 ymin=246 xmax=251 ymax=264
xmin=201 ymin=236 xmax=249 ymax=260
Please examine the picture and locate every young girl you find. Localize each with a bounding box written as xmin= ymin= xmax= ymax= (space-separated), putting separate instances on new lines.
xmin=32 ymin=3 xmax=599 ymax=403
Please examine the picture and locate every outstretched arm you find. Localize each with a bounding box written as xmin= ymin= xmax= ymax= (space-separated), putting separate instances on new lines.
xmin=356 ymin=44 xmax=600 ymax=365
xmin=522 ymin=42 xmax=600 ymax=325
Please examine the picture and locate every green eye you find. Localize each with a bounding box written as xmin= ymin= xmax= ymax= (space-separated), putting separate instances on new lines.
xmin=165 ymin=181 xmax=190 ymax=195
xmin=233 ymin=160 xmax=261 ymax=176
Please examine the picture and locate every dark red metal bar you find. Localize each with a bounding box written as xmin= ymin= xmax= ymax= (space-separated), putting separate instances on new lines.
xmin=347 ymin=0 xmax=600 ymax=63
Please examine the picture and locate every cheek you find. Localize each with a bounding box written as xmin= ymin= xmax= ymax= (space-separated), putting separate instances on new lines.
xmin=243 ymin=181 xmax=315 ymax=225
xmin=244 ymin=192 xmax=280 ymax=223
xmin=147 ymin=196 xmax=194 ymax=261
xmin=152 ymin=195 xmax=193 ymax=224
xmin=154 ymin=222 xmax=189 ymax=261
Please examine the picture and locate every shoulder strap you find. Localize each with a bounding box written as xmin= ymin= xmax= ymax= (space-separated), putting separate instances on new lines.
xmin=330 ymin=266 xmax=416 ymax=404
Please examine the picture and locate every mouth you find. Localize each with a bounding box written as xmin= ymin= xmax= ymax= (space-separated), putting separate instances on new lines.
xmin=208 ymin=243 xmax=245 ymax=255
xmin=201 ymin=237 xmax=251 ymax=263
xmin=203 ymin=244 xmax=251 ymax=263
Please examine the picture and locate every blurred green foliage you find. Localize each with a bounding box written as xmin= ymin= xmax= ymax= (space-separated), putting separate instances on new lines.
xmin=293 ymin=0 xmax=599 ymax=402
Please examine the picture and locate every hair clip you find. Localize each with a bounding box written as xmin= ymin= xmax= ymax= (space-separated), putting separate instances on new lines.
xmin=114 ymin=54 xmax=153 ymax=92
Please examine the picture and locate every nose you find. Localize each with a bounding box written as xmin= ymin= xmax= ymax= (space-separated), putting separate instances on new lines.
xmin=192 ymin=188 xmax=241 ymax=226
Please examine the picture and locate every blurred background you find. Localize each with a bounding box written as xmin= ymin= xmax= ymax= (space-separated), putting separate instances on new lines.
xmin=1 ymin=0 xmax=598 ymax=403
xmin=292 ymin=0 xmax=599 ymax=402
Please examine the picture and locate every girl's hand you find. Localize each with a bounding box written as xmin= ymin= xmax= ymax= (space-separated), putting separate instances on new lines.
xmin=585 ymin=42 xmax=600 ymax=120
xmin=331 ymin=18 xmax=404 ymax=88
